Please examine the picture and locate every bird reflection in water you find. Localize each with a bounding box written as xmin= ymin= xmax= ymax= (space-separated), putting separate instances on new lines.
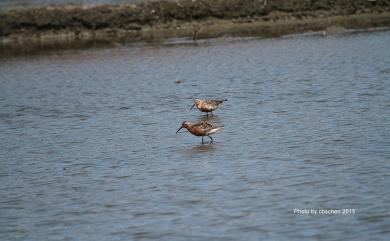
xmin=188 ymin=143 xmax=217 ymax=154
xmin=196 ymin=114 xmax=222 ymax=126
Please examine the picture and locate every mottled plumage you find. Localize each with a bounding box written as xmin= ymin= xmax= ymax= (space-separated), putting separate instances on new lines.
xmin=176 ymin=121 xmax=223 ymax=144
xmin=190 ymin=98 xmax=227 ymax=115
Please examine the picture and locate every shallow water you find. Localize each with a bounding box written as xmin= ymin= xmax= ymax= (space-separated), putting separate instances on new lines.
xmin=1 ymin=31 xmax=390 ymax=240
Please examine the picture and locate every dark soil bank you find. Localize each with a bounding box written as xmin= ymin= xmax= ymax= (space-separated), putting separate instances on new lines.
xmin=1 ymin=0 xmax=390 ymax=52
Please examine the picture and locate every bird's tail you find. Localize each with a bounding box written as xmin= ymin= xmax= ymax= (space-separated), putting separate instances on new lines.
xmin=215 ymin=125 xmax=224 ymax=130
xmin=216 ymin=99 xmax=227 ymax=104
xmin=209 ymin=126 xmax=223 ymax=135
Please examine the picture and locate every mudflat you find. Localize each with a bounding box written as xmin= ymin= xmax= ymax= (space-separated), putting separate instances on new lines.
xmin=1 ymin=0 xmax=390 ymax=53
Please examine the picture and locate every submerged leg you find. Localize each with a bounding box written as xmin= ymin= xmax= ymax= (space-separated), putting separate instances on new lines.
xmin=208 ymin=135 xmax=213 ymax=143
xmin=210 ymin=111 xmax=213 ymax=116
xmin=202 ymin=137 xmax=204 ymax=144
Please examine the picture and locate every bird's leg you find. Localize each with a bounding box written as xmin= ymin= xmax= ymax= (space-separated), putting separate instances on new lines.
xmin=202 ymin=137 xmax=204 ymax=144
xmin=206 ymin=112 xmax=208 ymax=117
xmin=208 ymin=135 xmax=213 ymax=143
xmin=211 ymin=111 xmax=213 ymax=116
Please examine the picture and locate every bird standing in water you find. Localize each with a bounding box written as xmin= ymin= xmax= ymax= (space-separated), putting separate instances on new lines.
xmin=176 ymin=121 xmax=223 ymax=144
xmin=190 ymin=99 xmax=227 ymax=116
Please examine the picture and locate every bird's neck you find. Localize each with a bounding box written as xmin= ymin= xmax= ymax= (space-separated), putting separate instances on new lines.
xmin=186 ymin=125 xmax=195 ymax=133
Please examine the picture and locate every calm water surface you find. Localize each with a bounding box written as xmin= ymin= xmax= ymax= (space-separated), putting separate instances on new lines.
xmin=1 ymin=31 xmax=390 ymax=240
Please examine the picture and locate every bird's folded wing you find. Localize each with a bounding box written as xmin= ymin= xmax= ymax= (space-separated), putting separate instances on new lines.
xmin=193 ymin=122 xmax=213 ymax=129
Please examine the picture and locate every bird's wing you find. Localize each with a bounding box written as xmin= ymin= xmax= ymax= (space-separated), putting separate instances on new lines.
xmin=193 ymin=121 xmax=214 ymax=130
xmin=207 ymin=99 xmax=227 ymax=105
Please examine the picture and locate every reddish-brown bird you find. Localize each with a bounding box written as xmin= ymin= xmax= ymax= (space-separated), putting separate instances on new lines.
xmin=176 ymin=121 xmax=223 ymax=144
xmin=190 ymin=98 xmax=227 ymax=116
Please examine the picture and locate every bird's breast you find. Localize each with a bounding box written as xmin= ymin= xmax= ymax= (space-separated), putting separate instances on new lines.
xmin=199 ymin=103 xmax=216 ymax=112
xmin=188 ymin=127 xmax=207 ymax=136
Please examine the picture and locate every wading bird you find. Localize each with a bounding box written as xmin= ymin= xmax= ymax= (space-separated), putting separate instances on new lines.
xmin=176 ymin=121 xmax=223 ymax=144
xmin=190 ymin=99 xmax=227 ymax=116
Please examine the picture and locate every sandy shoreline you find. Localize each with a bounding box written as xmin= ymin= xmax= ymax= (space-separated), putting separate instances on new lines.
xmin=1 ymin=0 xmax=390 ymax=54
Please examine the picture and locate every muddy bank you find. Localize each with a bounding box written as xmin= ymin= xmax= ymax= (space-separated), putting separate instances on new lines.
xmin=1 ymin=0 xmax=390 ymax=54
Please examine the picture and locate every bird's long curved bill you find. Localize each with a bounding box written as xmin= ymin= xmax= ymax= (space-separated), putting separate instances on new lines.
xmin=176 ymin=126 xmax=183 ymax=134
xmin=190 ymin=104 xmax=196 ymax=110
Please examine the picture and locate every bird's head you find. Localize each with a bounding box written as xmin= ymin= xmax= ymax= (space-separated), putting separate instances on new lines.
xmin=176 ymin=121 xmax=191 ymax=134
xmin=190 ymin=99 xmax=201 ymax=110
